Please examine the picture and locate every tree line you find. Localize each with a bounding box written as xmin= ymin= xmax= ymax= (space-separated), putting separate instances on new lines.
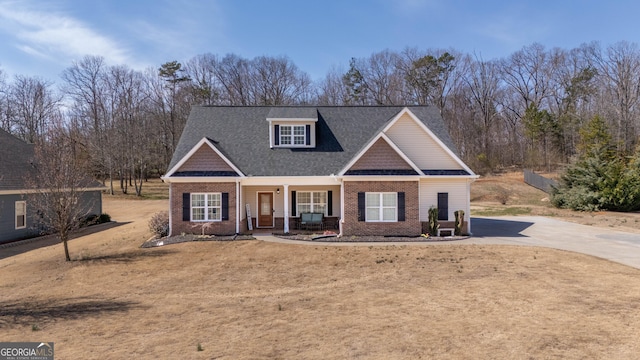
xmin=2 ymin=41 xmax=640 ymax=196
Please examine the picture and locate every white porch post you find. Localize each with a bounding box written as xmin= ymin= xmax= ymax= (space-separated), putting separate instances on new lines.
xmin=339 ymin=179 xmax=344 ymax=236
xmin=236 ymin=180 xmax=241 ymax=234
xmin=283 ymin=184 xmax=289 ymax=233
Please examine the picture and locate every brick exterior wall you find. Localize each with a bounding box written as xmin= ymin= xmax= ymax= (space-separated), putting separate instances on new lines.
xmin=170 ymin=182 xmax=237 ymax=235
xmin=342 ymin=181 xmax=420 ymax=236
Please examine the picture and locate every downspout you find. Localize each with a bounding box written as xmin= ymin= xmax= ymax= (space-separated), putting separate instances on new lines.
xmin=338 ymin=176 xmax=344 ymax=237
xmin=167 ymin=178 xmax=173 ymax=236
xmin=236 ymin=179 xmax=240 ymax=234
xmin=283 ymin=184 xmax=289 ymax=233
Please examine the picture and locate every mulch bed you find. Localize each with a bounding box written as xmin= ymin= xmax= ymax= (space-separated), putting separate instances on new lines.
xmin=141 ymin=234 xmax=256 ymax=248
xmin=273 ymin=233 xmax=469 ymax=242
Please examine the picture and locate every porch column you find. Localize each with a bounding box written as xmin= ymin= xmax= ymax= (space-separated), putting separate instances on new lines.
xmin=283 ymin=184 xmax=289 ymax=233
xmin=236 ymin=180 xmax=241 ymax=234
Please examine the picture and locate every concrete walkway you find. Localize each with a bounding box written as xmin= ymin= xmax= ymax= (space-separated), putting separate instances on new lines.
xmin=255 ymin=216 xmax=640 ymax=269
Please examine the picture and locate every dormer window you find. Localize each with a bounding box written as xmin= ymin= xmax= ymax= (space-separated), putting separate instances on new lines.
xmin=267 ymin=107 xmax=317 ymax=148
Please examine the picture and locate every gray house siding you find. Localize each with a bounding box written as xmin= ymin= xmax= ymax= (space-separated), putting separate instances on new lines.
xmin=0 ymin=191 xmax=103 ymax=244
xmin=0 ymin=194 xmax=39 ymax=243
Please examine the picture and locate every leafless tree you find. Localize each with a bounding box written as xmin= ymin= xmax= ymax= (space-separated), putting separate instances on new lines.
xmin=28 ymin=121 xmax=96 ymax=261
xmin=9 ymin=75 xmax=61 ymax=143
xmin=588 ymin=41 xmax=640 ymax=152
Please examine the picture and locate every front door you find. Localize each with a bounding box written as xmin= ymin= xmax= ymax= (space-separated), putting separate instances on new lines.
xmin=257 ymin=192 xmax=274 ymax=227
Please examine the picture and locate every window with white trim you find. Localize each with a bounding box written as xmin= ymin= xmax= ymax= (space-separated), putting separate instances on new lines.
xmin=297 ymin=191 xmax=327 ymax=215
xmin=280 ymin=125 xmax=305 ymax=146
xmin=15 ymin=201 xmax=26 ymax=229
xmin=191 ymin=193 xmax=221 ymax=221
xmin=366 ymin=192 xmax=397 ymax=222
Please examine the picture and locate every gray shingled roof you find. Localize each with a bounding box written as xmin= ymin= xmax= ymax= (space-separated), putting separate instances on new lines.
xmin=0 ymin=129 xmax=37 ymax=191
xmin=168 ymin=106 xmax=460 ymax=177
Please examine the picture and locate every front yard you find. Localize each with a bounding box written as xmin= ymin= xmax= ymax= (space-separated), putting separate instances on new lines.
xmin=1 ymin=197 xmax=640 ymax=358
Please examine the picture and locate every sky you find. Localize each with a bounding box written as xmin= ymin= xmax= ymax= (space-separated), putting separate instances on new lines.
xmin=1 ymin=0 xmax=640 ymax=83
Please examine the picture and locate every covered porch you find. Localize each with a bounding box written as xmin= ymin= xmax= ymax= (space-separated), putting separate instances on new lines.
xmin=238 ymin=177 xmax=341 ymax=234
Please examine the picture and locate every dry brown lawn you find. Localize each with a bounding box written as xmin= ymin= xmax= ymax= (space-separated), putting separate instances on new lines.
xmin=2 ymin=176 xmax=640 ymax=359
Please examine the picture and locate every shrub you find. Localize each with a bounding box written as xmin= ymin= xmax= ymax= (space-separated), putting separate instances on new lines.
xmin=149 ymin=211 xmax=169 ymax=238
xmin=428 ymin=207 xmax=439 ymax=236
xmin=98 ymin=213 xmax=111 ymax=223
xmin=454 ymin=210 xmax=465 ymax=236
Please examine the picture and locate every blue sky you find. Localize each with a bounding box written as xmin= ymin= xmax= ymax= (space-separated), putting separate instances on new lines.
xmin=1 ymin=0 xmax=639 ymax=83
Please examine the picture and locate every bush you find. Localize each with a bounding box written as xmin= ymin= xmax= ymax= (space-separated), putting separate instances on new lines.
xmin=149 ymin=211 xmax=169 ymax=238
xmin=428 ymin=207 xmax=439 ymax=236
xmin=98 ymin=213 xmax=111 ymax=223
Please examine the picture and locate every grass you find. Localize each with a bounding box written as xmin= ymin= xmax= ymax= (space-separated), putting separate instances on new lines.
xmin=102 ymin=178 xmax=169 ymax=200
xmin=473 ymin=206 xmax=532 ymax=216
xmin=2 ymin=173 xmax=640 ymax=358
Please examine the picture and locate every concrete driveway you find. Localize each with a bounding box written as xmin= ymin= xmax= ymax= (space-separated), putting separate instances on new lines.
xmin=470 ymin=216 xmax=640 ymax=269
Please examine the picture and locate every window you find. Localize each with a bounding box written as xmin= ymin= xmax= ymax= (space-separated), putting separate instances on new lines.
xmin=366 ymin=192 xmax=397 ymax=222
xmin=297 ymin=191 xmax=327 ymax=215
xmin=279 ymin=125 xmax=306 ymax=146
xmin=191 ymin=193 xmax=221 ymax=221
xmin=15 ymin=201 xmax=26 ymax=229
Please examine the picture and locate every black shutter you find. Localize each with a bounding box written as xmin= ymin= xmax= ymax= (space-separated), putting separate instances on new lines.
xmin=357 ymin=192 xmax=365 ymax=221
xmin=221 ymin=192 xmax=229 ymax=220
xmin=274 ymin=125 xmax=280 ymax=146
xmin=305 ymin=124 xmax=311 ymax=145
xmin=182 ymin=193 xmax=190 ymax=221
xmin=291 ymin=191 xmax=297 ymax=217
xmin=327 ymin=190 xmax=333 ymax=216
xmin=397 ymin=192 xmax=405 ymax=221
xmin=437 ymin=192 xmax=448 ymax=220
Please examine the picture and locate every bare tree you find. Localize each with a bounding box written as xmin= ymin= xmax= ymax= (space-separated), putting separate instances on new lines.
xmin=588 ymin=41 xmax=640 ymax=152
xmin=29 ymin=122 xmax=96 ymax=261
xmin=61 ymin=55 xmax=115 ymax=193
xmin=9 ymin=75 xmax=61 ymax=143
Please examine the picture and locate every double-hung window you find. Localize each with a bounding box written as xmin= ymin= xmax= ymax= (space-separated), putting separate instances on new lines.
xmin=279 ymin=125 xmax=305 ymax=146
xmin=191 ymin=193 xmax=221 ymax=221
xmin=297 ymin=191 xmax=327 ymax=215
xmin=15 ymin=201 xmax=26 ymax=229
xmin=366 ymin=192 xmax=397 ymax=222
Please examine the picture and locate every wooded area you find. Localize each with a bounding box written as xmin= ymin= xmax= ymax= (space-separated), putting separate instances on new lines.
xmin=2 ymin=41 xmax=640 ymax=195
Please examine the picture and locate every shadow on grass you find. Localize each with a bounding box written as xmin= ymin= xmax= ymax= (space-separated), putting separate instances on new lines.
xmin=77 ymin=248 xmax=177 ymax=263
xmin=0 ymin=297 xmax=147 ymax=328
xmin=0 ymin=222 xmax=130 ymax=261
xmin=471 ymin=217 xmax=534 ymax=238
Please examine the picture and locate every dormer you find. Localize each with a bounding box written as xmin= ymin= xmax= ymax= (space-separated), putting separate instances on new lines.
xmin=267 ymin=107 xmax=317 ymax=148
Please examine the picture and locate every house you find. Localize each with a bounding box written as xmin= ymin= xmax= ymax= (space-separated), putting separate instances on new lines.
xmin=162 ymin=106 xmax=478 ymax=237
xmin=0 ymin=129 xmax=104 ymax=244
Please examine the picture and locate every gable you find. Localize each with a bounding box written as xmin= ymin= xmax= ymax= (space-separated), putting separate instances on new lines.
xmin=385 ymin=112 xmax=462 ymax=170
xmin=349 ymin=138 xmax=414 ymax=171
xmin=177 ymin=145 xmax=236 ymax=174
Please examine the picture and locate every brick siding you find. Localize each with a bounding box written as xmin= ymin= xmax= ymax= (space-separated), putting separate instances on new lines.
xmin=342 ymin=181 xmax=420 ymax=236
xmin=170 ymin=182 xmax=237 ymax=235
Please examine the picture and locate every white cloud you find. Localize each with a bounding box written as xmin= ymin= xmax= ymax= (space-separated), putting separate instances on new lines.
xmin=0 ymin=1 xmax=130 ymax=66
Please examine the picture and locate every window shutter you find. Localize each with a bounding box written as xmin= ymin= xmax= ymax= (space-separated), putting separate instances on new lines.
xmin=397 ymin=192 xmax=405 ymax=221
xmin=357 ymin=192 xmax=365 ymax=221
xmin=274 ymin=125 xmax=280 ymax=146
xmin=437 ymin=192 xmax=448 ymax=220
xmin=182 ymin=193 xmax=190 ymax=221
xmin=305 ymin=124 xmax=311 ymax=145
xmin=291 ymin=191 xmax=297 ymax=217
xmin=327 ymin=190 xmax=333 ymax=216
xmin=222 ymin=192 xmax=229 ymax=220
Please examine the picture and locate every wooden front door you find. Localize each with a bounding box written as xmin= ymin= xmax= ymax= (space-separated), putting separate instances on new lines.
xmin=257 ymin=192 xmax=274 ymax=227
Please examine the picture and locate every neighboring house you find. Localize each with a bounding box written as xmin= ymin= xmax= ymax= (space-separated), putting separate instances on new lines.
xmin=162 ymin=106 xmax=478 ymax=237
xmin=0 ymin=129 xmax=104 ymax=244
